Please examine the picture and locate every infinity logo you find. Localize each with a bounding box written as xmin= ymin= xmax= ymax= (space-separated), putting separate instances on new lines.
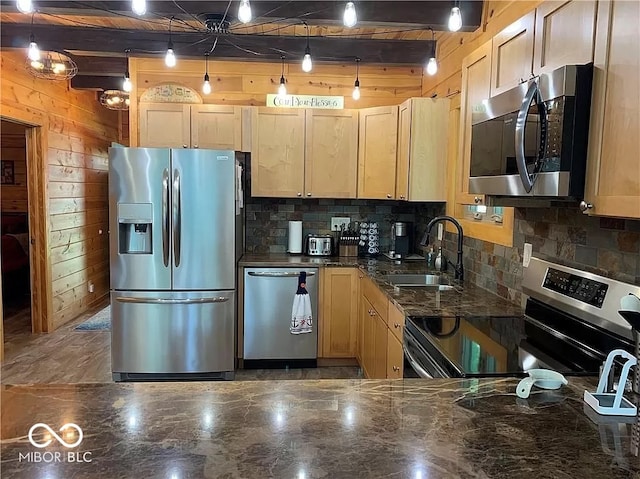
xmin=28 ymin=423 xmax=83 ymax=449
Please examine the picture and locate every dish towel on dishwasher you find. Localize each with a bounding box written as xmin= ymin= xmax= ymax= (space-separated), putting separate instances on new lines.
xmin=290 ymin=271 xmax=313 ymax=334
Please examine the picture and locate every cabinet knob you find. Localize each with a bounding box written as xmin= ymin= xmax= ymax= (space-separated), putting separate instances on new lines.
xmin=371 ymin=310 xmax=376 ymax=316
xmin=182 ymin=144 xmax=188 ymax=148
xmin=386 ymin=194 xmax=392 ymax=199
xmin=394 ymin=322 xmax=400 ymax=328
xmin=474 ymin=196 xmax=482 ymax=204
xmin=393 ymin=366 xmax=400 ymax=372
xmin=307 ymin=193 xmax=311 ymax=197
xmin=579 ymin=201 xmax=593 ymax=212
xmin=297 ymin=192 xmax=302 ymax=197
xmin=400 ymin=195 xmax=405 ymax=200
xmin=194 ymin=145 xmax=199 ymax=149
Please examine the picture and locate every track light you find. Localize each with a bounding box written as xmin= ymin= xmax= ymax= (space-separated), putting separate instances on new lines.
xmin=16 ymin=0 xmax=33 ymax=14
xmin=301 ymin=23 xmax=313 ymax=72
xmin=202 ymin=53 xmax=212 ymax=94
xmin=343 ymin=2 xmax=357 ymax=28
xmin=278 ymin=56 xmax=287 ymax=97
xmin=123 ymin=49 xmax=132 ymax=92
xmin=426 ymin=28 xmax=438 ymax=76
xmin=165 ymin=18 xmax=176 ymax=67
xmin=238 ymin=0 xmax=252 ymax=24
xmin=27 ymin=34 xmax=39 ymax=61
xmin=352 ymin=58 xmax=360 ymax=100
xmin=131 ymin=0 xmax=146 ymax=15
xmin=448 ymin=3 xmax=462 ymax=32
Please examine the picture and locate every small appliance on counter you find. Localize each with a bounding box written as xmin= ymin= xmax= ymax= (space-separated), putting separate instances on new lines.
xmin=305 ymin=234 xmax=334 ymax=256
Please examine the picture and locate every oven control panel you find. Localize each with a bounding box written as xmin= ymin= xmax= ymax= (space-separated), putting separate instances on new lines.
xmin=543 ymin=267 xmax=609 ymax=308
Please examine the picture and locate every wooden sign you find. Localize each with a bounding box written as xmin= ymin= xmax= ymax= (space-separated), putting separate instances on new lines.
xmin=266 ymin=94 xmax=344 ymax=109
xmin=140 ymin=84 xmax=202 ymax=103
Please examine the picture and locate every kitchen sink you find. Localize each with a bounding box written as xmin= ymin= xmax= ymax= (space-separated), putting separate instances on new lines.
xmin=383 ymin=274 xmax=451 ymax=288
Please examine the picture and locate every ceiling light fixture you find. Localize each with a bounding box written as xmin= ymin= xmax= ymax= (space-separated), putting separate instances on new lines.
xmin=100 ymin=90 xmax=130 ymax=111
xmin=165 ymin=17 xmax=176 ymax=67
xmin=301 ymin=22 xmax=313 ymax=73
xmin=426 ymin=28 xmax=438 ymax=76
xmin=278 ymin=55 xmax=287 ymax=97
xmin=202 ymin=53 xmax=212 ymax=95
xmin=27 ymin=13 xmax=39 ymax=61
xmin=352 ymin=58 xmax=361 ymax=100
xmin=238 ymin=0 xmax=252 ymax=24
xmin=131 ymin=0 xmax=146 ymax=16
xmin=123 ymin=49 xmax=132 ymax=92
xmin=343 ymin=2 xmax=357 ymax=28
xmin=16 ymin=0 xmax=33 ymax=14
xmin=25 ymin=50 xmax=77 ymax=81
xmin=448 ymin=1 xmax=462 ymax=32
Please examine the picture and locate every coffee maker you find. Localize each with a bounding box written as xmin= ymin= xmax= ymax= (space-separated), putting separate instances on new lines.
xmin=390 ymin=222 xmax=412 ymax=258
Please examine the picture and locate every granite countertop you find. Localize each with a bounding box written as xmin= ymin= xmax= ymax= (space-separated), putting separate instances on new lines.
xmin=2 ymin=378 xmax=639 ymax=478
xmin=239 ymin=254 xmax=523 ymax=318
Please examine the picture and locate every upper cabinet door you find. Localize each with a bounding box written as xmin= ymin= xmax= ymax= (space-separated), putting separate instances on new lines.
xmin=190 ymin=105 xmax=242 ymax=151
xmin=358 ymin=105 xmax=399 ymax=200
xmin=490 ymin=11 xmax=535 ymax=97
xmin=305 ymin=109 xmax=358 ymax=199
xmin=585 ymin=0 xmax=640 ymax=218
xmin=250 ymin=108 xmax=305 ymax=198
xmin=533 ymin=0 xmax=597 ymax=75
xmin=458 ymin=40 xmax=492 ymax=205
xmin=139 ymin=103 xmax=190 ymax=148
xmin=395 ymin=100 xmax=411 ymax=201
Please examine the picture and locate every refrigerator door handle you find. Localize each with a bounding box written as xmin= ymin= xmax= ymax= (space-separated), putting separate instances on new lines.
xmin=173 ymin=169 xmax=181 ymax=267
xmin=247 ymin=271 xmax=316 ymax=277
xmin=162 ymin=168 xmax=170 ymax=267
xmin=114 ymin=296 xmax=230 ymax=304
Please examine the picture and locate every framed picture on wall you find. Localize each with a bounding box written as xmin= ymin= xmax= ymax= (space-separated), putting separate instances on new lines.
xmin=1 ymin=160 xmax=15 ymax=184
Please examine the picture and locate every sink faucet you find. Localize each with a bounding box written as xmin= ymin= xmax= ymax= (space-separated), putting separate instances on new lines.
xmin=420 ymin=215 xmax=464 ymax=282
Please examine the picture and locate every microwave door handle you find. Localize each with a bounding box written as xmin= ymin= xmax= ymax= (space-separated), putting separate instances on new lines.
xmin=515 ymin=81 xmax=539 ymax=193
xmin=162 ymin=168 xmax=170 ymax=267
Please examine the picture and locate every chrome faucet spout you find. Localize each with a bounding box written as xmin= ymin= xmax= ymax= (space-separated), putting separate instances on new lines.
xmin=420 ymin=215 xmax=465 ymax=282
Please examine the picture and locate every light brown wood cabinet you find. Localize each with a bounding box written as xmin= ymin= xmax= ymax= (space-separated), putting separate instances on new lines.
xmin=585 ymin=0 xmax=640 ymax=218
xmin=490 ymin=11 xmax=535 ymax=97
xmin=533 ymin=0 xmax=597 ymax=75
xmin=396 ymin=98 xmax=450 ymax=202
xmin=139 ymin=103 xmax=190 ymax=148
xmin=190 ymin=105 xmax=242 ymax=150
xmin=373 ymin=312 xmax=388 ymax=378
xmin=358 ymin=105 xmax=399 ymax=200
xmin=386 ymin=329 xmax=403 ymax=379
xmin=305 ymin=109 xmax=359 ymax=198
xmin=250 ymin=107 xmax=305 ymax=197
xmin=320 ymin=267 xmax=359 ymax=358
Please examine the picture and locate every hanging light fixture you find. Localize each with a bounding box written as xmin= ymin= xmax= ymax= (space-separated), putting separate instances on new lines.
xmin=278 ymin=56 xmax=287 ymax=97
xmin=301 ymin=22 xmax=313 ymax=73
xmin=27 ymin=13 xmax=39 ymax=61
xmin=122 ymin=49 xmax=132 ymax=92
xmin=131 ymin=0 xmax=146 ymax=15
xmin=16 ymin=0 xmax=33 ymax=14
xmin=238 ymin=0 xmax=252 ymax=24
xmin=426 ymin=28 xmax=438 ymax=76
xmin=26 ymin=51 xmax=77 ymax=81
xmin=448 ymin=1 xmax=462 ymax=32
xmin=202 ymin=53 xmax=212 ymax=95
xmin=343 ymin=2 xmax=357 ymax=28
xmin=352 ymin=58 xmax=361 ymax=100
xmin=100 ymin=90 xmax=130 ymax=111
xmin=165 ymin=17 xmax=176 ymax=67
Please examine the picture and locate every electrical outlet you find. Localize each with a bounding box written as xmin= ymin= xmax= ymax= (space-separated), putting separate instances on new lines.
xmin=331 ymin=217 xmax=351 ymax=231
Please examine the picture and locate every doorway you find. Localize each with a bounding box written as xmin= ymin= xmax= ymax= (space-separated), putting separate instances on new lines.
xmin=1 ymin=120 xmax=32 ymax=343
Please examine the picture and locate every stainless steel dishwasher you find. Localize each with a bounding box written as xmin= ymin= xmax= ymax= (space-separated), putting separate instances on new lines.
xmin=243 ymin=267 xmax=318 ymax=367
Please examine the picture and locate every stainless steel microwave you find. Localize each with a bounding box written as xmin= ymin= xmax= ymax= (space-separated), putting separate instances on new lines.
xmin=468 ymin=64 xmax=593 ymax=203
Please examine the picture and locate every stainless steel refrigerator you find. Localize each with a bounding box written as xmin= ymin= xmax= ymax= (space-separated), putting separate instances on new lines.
xmin=108 ymin=147 xmax=242 ymax=381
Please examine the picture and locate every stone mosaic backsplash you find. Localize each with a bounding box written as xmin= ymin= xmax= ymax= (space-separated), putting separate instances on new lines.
xmin=441 ymin=207 xmax=640 ymax=305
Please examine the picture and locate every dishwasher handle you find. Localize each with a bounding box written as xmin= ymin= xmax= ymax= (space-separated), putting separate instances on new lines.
xmin=247 ymin=271 xmax=316 ymax=277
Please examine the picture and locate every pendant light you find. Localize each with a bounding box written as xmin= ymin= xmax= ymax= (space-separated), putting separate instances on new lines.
xmin=27 ymin=13 xmax=39 ymax=62
xmin=278 ymin=56 xmax=287 ymax=97
xmin=448 ymin=1 xmax=462 ymax=32
xmin=123 ymin=49 xmax=132 ymax=92
xmin=343 ymin=2 xmax=357 ymax=28
xmin=165 ymin=17 xmax=176 ymax=68
xmin=301 ymin=23 xmax=313 ymax=73
xmin=426 ymin=28 xmax=438 ymax=76
xmin=238 ymin=0 xmax=252 ymax=24
xmin=131 ymin=0 xmax=146 ymax=16
xmin=352 ymin=58 xmax=361 ymax=100
xmin=16 ymin=0 xmax=33 ymax=14
xmin=202 ymin=53 xmax=212 ymax=95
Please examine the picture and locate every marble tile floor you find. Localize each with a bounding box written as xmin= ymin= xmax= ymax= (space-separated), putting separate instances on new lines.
xmin=2 ymin=299 xmax=361 ymax=384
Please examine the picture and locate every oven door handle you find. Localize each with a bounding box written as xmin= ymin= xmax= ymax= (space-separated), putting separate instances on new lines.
xmin=403 ymin=343 xmax=434 ymax=379
xmin=515 ymin=80 xmax=547 ymax=193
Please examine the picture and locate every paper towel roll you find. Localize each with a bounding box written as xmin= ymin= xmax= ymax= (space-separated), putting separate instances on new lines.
xmin=288 ymin=221 xmax=303 ymax=254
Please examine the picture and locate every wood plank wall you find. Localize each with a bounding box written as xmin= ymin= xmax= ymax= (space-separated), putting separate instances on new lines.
xmin=421 ymin=0 xmax=544 ymax=98
xmin=0 ymin=50 xmax=119 ymax=331
xmin=0 ymin=120 xmax=28 ymax=213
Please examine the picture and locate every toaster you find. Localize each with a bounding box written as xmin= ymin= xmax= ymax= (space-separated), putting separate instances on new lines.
xmin=305 ymin=234 xmax=334 ymax=256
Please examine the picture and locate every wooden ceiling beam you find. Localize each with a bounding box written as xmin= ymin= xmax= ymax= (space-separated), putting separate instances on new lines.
xmin=70 ymin=75 xmax=124 ymax=91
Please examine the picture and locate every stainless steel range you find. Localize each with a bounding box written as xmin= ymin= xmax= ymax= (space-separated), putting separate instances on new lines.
xmin=404 ymin=257 xmax=638 ymax=378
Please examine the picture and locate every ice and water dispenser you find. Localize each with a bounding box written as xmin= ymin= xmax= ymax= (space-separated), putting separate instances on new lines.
xmin=118 ymin=203 xmax=153 ymax=254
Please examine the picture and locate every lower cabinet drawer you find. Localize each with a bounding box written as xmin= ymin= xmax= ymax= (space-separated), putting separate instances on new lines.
xmin=386 ymin=328 xmax=403 ymax=379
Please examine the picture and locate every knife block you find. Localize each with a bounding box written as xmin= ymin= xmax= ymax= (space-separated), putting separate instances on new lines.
xmin=339 ymin=244 xmax=358 ymax=257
